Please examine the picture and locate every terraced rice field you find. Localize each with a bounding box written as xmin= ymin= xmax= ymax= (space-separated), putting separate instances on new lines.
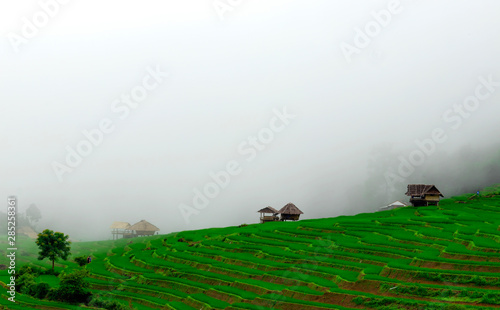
xmin=1 ymin=184 xmax=500 ymax=309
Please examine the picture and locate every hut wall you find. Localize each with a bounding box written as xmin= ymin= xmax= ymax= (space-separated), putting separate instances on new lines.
xmin=261 ymin=215 xmax=279 ymax=223
xmin=425 ymin=195 xmax=440 ymax=202
xmin=281 ymin=214 xmax=300 ymax=221
xmin=409 ymin=198 xmax=427 ymax=207
xmin=135 ymin=230 xmax=156 ymax=236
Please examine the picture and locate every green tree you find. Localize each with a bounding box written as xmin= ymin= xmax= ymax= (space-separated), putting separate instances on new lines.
xmin=35 ymin=229 xmax=71 ymax=272
xmin=56 ymin=269 xmax=92 ymax=303
xmin=26 ymin=203 xmax=42 ymax=228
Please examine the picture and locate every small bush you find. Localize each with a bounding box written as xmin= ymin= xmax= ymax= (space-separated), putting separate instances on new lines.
xmin=18 ymin=265 xmax=42 ymax=276
xmin=89 ymin=296 xmax=128 ymax=310
xmin=440 ymin=289 xmax=453 ymax=297
xmin=18 ymin=265 xmax=32 ymax=276
xmin=74 ymin=255 xmax=88 ymax=267
xmin=46 ymin=287 xmax=59 ymax=301
xmin=55 ymin=269 xmax=92 ymax=304
xmin=40 ymin=268 xmax=60 ymax=276
xmin=444 ymin=305 xmax=467 ymax=310
xmin=482 ymin=293 xmax=500 ymax=304
xmin=469 ymin=275 xmax=490 ymax=286
xmin=32 ymin=282 xmax=50 ymax=299
xmin=16 ymin=272 xmax=36 ymax=293
xmin=353 ymin=297 xmax=365 ymax=305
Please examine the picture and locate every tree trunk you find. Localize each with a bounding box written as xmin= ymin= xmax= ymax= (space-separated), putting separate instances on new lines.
xmin=52 ymin=259 xmax=54 ymax=272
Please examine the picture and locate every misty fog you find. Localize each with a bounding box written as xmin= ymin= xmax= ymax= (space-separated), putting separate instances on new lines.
xmin=1 ymin=0 xmax=499 ymax=241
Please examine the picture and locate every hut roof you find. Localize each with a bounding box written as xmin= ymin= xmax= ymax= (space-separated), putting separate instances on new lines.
xmin=129 ymin=220 xmax=160 ymax=232
xmin=110 ymin=221 xmax=131 ymax=229
xmin=278 ymin=203 xmax=304 ymax=215
xmin=405 ymin=184 xmax=443 ymax=197
xmin=388 ymin=200 xmax=408 ymax=207
xmin=379 ymin=201 xmax=408 ymax=211
xmin=258 ymin=206 xmax=279 ymax=214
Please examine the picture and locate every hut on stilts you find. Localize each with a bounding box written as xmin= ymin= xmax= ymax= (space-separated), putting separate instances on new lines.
xmin=257 ymin=203 xmax=304 ymax=223
xmin=258 ymin=206 xmax=279 ymax=223
xmin=278 ymin=203 xmax=304 ymax=221
xmin=110 ymin=220 xmax=160 ymax=239
xmin=405 ymin=184 xmax=444 ymax=207
xmin=110 ymin=222 xmax=132 ymax=240
xmin=129 ymin=220 xmax=160 ymax=237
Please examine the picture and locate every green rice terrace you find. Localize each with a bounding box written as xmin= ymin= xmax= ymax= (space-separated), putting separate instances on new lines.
xmin=2 ymin=184 xmax=500 ymax=309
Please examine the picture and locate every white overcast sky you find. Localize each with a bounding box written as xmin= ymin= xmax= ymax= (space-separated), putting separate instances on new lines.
xmin=1 ymin=0 xmax=500 ymax=240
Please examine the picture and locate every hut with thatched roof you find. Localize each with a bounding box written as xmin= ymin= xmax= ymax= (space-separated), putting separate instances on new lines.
xmin=278 ymin=203 xmax=303 ymax=221
xmin=258 ymin=206 xmax=279 ymax=223
xmin=405 ymin=184 xmax=443 ymax=207
xmin=110 ymin=221 xmax=132 ymax=240
xmin=129 ymin=220 xmax=160 ymax=237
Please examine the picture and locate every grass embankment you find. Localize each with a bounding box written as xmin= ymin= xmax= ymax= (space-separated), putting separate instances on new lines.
xmin=1 ymin=184 xmax=500 ymax=309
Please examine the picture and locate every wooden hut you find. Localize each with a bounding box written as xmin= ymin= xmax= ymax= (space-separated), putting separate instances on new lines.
xmin=405 ymin=184 xmax=443 ymax=207
xmin=110 ymin=222 xmax=132 ymax=240
xmin=278 ymin=203 xmax=303 ymax=221
xmin=258 ymin=206 xmax=279 ymax=223
xmin=129 ymin=220 xmax=160 ymax=237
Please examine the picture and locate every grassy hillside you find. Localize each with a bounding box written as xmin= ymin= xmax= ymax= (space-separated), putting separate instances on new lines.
xmin=1 ymin=184 xmax=500 ymax=309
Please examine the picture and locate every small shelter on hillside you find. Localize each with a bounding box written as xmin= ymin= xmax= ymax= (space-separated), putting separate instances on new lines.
xmin=258 ymin=206 xmax=279 ymax=223
xmin=379 ymin=200 xmax=408 ymax=211
xmin=405 ymin=184 xmax=443 ymax=207
xmin=278 ymin=203 xmax=304 ymax=221
xmin=129 ymin=220 xmax=160 ymax=237
xmin=110 ymin=222 xmax=132 ymax=240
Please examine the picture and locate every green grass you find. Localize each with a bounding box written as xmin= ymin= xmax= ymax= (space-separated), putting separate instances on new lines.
xmin=34 ymin=275 xmax=60 ymax=287
xmin=188 ymin=293 xmax=231 ymax=308
xmin=167 ymin=301 xmax=198 ymax=310
xmin=4 ymin=183 xmax=500 ymax=309
xmin=85 ymin=258 xmax=129 ymax=279
xmin=236 ymin=278 xmax=288 ymax=291
xmin=212 ymin=285 xmax=259 ymax=299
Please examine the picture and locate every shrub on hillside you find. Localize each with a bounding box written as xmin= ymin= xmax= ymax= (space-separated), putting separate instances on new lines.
xmin=19 ymin=264 xmax=59 ymax=276
xmin=89 ymin=295 xmax=127 ymax=310
xmin=18 ymin=265 xmax=39 ymax=276
xmin=31 ymin=282 xmax=50 ymax=299
xmin=16 ymin=272 xmax=36 ymax=294
xmin=16 ymin=265 xmax=52 ymax=299
xmin=444 ymin=305 xmax=467 ymax=310
xmin=41 ymin=268 xmax=60 ymax=276
xmin=74 ymin=255 xmax=88 ymax=267
xmin=46 ymin=287 xmax=59 ymax=301
xmin=54 ymin=269 xmax=92 ymax=304
xmin=482 ymin=293 xmax=500 ymax=305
